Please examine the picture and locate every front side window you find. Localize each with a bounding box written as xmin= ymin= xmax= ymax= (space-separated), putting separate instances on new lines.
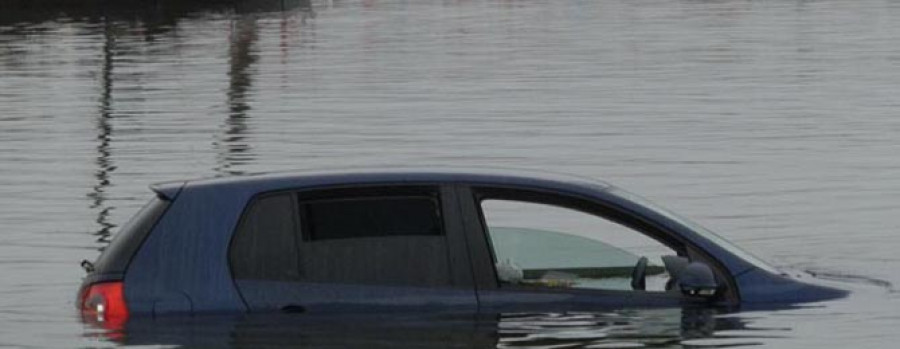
xmin=479 ymin=197 xmax=681 ymax=292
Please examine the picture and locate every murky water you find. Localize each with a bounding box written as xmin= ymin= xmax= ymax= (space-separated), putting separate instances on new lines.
xmin=1 ymin=0 xmax=899 ymax=347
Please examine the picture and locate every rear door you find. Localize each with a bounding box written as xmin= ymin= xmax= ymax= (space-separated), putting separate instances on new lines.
xmin=228 ymin=184 xmax=477 ymax=313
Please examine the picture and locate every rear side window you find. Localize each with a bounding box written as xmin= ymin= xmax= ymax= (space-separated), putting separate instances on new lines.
xmin=93 ymin=196 xmax=170 ymax=275
xmin=301 ymin=197 xmax=442 ymax=241
xmin=229 ymin=186 xmax=452 ymax=287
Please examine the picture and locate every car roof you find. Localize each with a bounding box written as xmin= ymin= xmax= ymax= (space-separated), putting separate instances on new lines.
xmin=152 ymin=167 xmax=613 ymax=199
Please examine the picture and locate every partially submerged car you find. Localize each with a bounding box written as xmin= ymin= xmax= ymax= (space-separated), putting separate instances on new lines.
xmin=78 ymin=168 xmax=847 ymax=324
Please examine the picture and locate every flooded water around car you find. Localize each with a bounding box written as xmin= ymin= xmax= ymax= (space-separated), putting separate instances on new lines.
xmin=2 ymin=0 xmax=899 ymax=347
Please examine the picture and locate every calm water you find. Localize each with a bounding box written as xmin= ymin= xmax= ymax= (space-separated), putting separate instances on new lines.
xmin=1 ymin=0 xmax=899 ymax=347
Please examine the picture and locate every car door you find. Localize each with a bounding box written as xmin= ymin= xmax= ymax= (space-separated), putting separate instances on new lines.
xmin=228 ymin=184 xmax=477 ymax=313
xmin=455 ymin=185 xmax=691 ymax=311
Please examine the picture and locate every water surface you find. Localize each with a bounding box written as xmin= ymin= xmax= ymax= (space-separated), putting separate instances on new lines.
xmin=1 ymin=0 xmax=899 ymax=347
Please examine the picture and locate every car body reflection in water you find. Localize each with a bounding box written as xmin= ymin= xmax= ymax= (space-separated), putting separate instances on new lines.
xmin=83 ymin=306 xmax=772 ymax=348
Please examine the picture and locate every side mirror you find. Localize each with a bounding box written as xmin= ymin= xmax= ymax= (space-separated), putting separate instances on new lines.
xmin=679 ymin=262 xmax=719 ymax=297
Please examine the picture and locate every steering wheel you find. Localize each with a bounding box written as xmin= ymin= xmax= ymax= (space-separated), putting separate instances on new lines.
xmin=631 ymin=256 xmax=649 ymax=291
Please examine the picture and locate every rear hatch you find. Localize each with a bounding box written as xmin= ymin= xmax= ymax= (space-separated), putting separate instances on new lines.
xmin=77 ymin=181 xmax=182 ymax=326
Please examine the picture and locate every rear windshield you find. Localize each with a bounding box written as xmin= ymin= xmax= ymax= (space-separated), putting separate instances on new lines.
xmin=91 ymin=196 xmax=170 ymax=275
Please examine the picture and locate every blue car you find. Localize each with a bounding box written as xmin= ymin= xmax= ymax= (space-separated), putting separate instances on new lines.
xmin=78 ymin=168 xmax=847 ymax=324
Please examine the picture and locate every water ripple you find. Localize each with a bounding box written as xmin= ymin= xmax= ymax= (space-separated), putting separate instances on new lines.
xmin=1 ymin=0 xmax=900 ymax=347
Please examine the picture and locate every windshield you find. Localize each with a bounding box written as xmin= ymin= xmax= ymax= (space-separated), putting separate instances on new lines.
xmin=606 ymin=187 xmax=782 ymax=275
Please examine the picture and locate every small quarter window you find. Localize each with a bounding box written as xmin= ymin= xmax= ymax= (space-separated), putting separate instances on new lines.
xmin=230 ymin=193 xmax=301 ymax=281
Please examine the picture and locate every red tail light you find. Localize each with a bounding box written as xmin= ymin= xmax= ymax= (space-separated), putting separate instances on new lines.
xmin=79 ymin=281 xmax=128 ymax=329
